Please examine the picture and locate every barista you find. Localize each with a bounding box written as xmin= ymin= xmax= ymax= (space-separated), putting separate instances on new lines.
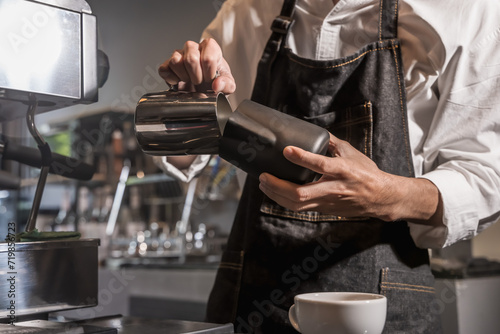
xmin=157 ymin=0 xmax=500 ymax=332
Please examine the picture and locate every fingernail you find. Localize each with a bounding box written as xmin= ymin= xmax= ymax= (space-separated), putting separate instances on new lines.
xmin=259 ymin=174 xmax=267 ymax=183
xmin=283 ymin=146 xmax=294 ymax=157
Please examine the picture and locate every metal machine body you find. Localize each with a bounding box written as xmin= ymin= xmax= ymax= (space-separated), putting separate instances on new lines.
xmin=0 ymin=0 xmax=102 ymax=121
xmin=0 ymin=239 xmax=99 ymax=321
xmin=0 ymin=0 xmax=105 ymax=324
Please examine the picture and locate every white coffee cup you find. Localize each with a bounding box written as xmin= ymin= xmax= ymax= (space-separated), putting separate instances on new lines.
xmin=288 ymin=292 xmax=387 ymax=334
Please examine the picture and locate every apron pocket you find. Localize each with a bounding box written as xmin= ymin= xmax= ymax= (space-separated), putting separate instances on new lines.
xmin=260 ymin=102 xmax=373 ymax=222
xmin=379 ymin=267 xmax=442 ymax=333
xmin=206 ymin=250 xmax=244 ymax=324
xmin=304 ymin=101 xmax=373 ymax=159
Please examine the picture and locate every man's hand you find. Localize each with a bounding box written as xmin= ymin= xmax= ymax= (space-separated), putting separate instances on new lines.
xmin=159 ymin=38 xmax=235 ymax=94
xmin=258 ymin=133 xmax=443 ymax=225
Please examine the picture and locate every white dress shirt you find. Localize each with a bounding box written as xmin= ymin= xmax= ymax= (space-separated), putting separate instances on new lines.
xmin=166 ymin=0 xmax=500 ymax=249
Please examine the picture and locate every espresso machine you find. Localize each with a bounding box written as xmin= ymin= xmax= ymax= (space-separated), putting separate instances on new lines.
xmin=0 ymin=0 xmax=108 ymax=332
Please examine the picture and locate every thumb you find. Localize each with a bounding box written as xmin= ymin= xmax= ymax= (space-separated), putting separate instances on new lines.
xmin=213 ymin=59 xmax=236 ymax=94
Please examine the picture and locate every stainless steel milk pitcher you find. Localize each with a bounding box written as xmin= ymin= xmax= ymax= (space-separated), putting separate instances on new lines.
xmin=135 ymin=90 xmax=233 ymax=155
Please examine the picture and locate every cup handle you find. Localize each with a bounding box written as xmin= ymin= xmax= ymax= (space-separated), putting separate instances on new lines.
xmin=288 ymin=304 xmax=301 ymax=332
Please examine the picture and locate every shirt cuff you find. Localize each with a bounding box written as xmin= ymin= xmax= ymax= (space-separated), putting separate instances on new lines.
xmin=408 ymin=169 xmax=478 ymax=249
xmin=153 ymin=155 xmax=211 ymax=182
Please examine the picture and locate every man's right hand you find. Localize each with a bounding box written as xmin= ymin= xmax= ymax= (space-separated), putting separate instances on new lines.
xmin=159 ymin=38 xmax=236 ymax=94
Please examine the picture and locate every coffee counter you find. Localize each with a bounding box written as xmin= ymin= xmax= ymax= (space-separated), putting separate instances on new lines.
xmin=54 ymin=266 xmax=218 ymax=322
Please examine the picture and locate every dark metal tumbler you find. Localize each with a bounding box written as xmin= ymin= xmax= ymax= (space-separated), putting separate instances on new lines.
xmin=219 ymin=100 xmax=330 ymax=184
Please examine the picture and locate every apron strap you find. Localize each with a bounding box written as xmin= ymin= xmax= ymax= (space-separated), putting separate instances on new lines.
xmin=252 ymin=0 xmax=401 ymax=102
xmin=250 ymin=0 xmax=296 ymax=103
xmin=378 ymin=0 xmax=400 ymax=41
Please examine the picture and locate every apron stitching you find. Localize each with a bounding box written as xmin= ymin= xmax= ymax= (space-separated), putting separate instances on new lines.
xmin=381 ymin=267 xmax=388 ymax=296
xmin=287 ymin=45 xmax=398 ymax=69
xmin=336 ymin=118 xmax=372 ymax=127
xmin=394 ymin=0 xmax=399 ymax=25
xmin=369 ymin=110 xmax=374 ymax=158
xmin=363 ymin=103 xmax=367 ymax=156
xmin=382 ymin=282 xmax=435 ymax=291
xmin=220 ymin=261 xmax=243 ymax=266
xmin=218 ymin=263 xmax=243 ymax=270
xmin=261 ymin=205 xmax=369 ymax=221
xmin=391 ymin=39 xmax=413 ymax=175
xmin=380 ymin=285 xmax=436 ymax=294
xmin=366 ymin=101 xmax=373 ymax=158
xmin=262 ymin=206 xmax=340 ymax=219
xmin=378 ymin=0 xmax=384 ymax=41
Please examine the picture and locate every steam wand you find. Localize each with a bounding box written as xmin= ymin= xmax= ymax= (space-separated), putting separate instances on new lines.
xmin=25 ymin=94 xmax=52 ymax=233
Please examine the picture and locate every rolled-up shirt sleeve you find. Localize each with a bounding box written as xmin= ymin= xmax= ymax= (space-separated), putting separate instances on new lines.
xmin=408 ymin=5 xmax=500 ymax=249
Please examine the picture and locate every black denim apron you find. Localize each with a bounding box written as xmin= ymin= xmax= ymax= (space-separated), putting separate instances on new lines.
xmin=206 ymin=0 xmax=443 ymax=333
